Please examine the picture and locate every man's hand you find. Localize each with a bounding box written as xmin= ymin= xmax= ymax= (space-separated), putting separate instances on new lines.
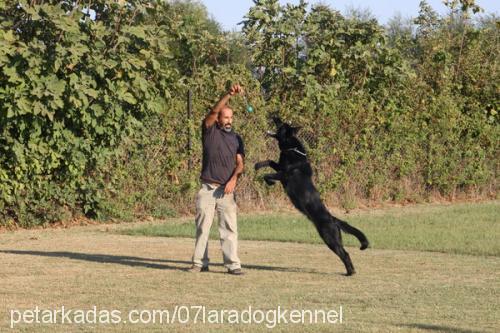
xmin=228 ymin=84 xmax=243 ymax=96
xmin=224 ymin=177 xmax=237 ymax=194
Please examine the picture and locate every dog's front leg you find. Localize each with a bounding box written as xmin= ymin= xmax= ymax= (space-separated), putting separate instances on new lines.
xmin=263 ymin=172 xmax=282 ymax=186
xmin=255 ymin=160 xmax=280 ymax=172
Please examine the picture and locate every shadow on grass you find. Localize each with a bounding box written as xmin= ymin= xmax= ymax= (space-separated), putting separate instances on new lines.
xmin=0 ymin=250 xmax=332 ymax=275
xmin=400 ymin=323 xmax=486 ymax=333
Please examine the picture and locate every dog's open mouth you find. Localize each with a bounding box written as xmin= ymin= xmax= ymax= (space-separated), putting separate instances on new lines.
xmin=266 ymin=130 xmax=276 ymax=137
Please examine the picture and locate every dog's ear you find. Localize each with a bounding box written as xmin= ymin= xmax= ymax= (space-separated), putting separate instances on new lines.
xmin=272 ymin=116 xmax=283 ymax=127
xmin=289 ymin=126 xmax=301 ymax=135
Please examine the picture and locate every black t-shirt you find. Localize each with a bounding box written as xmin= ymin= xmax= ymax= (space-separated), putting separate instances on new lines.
xmin=200 ymin=123 xmax=245 ymax=185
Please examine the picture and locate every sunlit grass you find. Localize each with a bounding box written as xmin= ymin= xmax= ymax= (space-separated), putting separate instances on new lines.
xmin=121 ymin=201 xmax=500 ymax=256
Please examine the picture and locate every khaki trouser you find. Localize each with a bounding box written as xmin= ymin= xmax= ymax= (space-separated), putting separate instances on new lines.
xmin=192 ymin=182 xmax=241 ymax=270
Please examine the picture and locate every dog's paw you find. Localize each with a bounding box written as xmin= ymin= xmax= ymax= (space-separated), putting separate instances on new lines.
xmin=345 ymin=269 xmax=356 ymax=276
xmin=254 ymin=162 xmax=266 ymax=170
xmin=264 ymin=178 xmax=276 ymax=186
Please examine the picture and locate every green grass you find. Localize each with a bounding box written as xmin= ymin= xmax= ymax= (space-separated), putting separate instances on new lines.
xmin=120 ymin=201 xmax=500 ymax=257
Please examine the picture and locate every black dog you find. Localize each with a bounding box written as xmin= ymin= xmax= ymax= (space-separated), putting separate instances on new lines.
xmin=255 ymin=117 xmax=369 ymax=276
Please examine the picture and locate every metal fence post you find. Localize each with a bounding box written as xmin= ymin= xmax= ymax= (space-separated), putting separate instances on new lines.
xmin=187 ymin=89 xmax=193 ymax=171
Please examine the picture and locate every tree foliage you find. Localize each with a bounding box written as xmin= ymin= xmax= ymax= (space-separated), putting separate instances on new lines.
xmin=0 ymin=0 xmax=498 ymax=226
xmin=0 ymin=0 xmax=176 ymax=224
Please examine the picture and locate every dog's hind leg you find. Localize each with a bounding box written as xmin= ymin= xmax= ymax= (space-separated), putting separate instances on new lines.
xmin=317 ymin=223 xmax=356 ymax=276
xmin=339 ymin=248 xmax=355 ymax=276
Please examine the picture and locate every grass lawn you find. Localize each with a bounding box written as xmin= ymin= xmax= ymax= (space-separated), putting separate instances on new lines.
xmin=121 ymin=201 xmax=500 ymax=257
xmin=0 ymin=201 xmax=498 ymax=332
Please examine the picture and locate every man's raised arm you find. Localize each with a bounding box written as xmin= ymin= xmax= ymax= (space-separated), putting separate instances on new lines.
xmin=204 ymin=84 xmax=242 ymax=128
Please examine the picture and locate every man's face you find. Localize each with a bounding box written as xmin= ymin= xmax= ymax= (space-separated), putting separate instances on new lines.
xmin=218 ymin=107 xmax=233 ymax=132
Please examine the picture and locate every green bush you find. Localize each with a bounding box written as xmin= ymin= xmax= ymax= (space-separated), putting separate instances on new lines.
xmin=0 ymin=0 xmax=175 ymax=225
xmin=1 ymin=0 xmax=497 ymax=226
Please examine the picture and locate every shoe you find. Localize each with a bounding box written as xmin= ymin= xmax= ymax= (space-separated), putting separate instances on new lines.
xmin=187 ymin=265 xmax=209 ymax=273
xmin=227 ymin=268 xmax=244 ymax=275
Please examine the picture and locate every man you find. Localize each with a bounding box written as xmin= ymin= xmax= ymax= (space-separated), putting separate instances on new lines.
xmin=189 ymin=84 xmax=245 ymax=275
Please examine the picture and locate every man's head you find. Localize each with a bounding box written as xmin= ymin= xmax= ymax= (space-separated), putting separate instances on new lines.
xmin=218 ymin=106 xmax=233 ymax=132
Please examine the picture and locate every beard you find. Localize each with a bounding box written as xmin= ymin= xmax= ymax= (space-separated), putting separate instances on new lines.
xmin=222 ymin=123 xmax=232 ymax=132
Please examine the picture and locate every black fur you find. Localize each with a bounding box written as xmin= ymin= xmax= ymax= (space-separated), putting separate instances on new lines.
xmin=255 ymin=117 xmax=369 ymax=276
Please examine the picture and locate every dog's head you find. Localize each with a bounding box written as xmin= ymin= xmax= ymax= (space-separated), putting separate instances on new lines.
xmin=267 ymin=116 xmax=302 ymax=150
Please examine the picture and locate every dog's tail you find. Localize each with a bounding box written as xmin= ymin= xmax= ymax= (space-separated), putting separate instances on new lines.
xmin=335 ymin=218 xmax=369 ymax=250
